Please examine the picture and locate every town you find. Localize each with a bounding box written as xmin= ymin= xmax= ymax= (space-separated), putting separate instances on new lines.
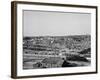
xmin=23 ymin=35 xmax=91 ymax=69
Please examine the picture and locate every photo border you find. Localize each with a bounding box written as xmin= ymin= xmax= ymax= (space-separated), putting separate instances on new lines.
xmin=11 ymin=1 xmax=98 ymax=79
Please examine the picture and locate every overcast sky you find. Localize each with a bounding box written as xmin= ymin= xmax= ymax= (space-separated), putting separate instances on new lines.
xmin=23 ymin=10 xmax=91 ymax=36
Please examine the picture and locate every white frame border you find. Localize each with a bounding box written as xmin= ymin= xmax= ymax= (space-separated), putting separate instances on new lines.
xmin=16 ymin=3 xmax=97 ymax=76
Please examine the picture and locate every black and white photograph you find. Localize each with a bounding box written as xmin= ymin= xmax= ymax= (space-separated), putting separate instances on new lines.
xmin=23 ymin=10 xmax=91 ymax=69
xmin=11 ymin=1 xmax=97 ymax=78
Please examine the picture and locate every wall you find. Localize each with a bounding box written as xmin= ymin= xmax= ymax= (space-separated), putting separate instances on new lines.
xmin=0 ymin=0 xmax=99 ymax=80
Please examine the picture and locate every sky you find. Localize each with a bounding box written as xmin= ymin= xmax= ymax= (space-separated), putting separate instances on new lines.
xmin=23 ymin=10 xmax=91 ymax=36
